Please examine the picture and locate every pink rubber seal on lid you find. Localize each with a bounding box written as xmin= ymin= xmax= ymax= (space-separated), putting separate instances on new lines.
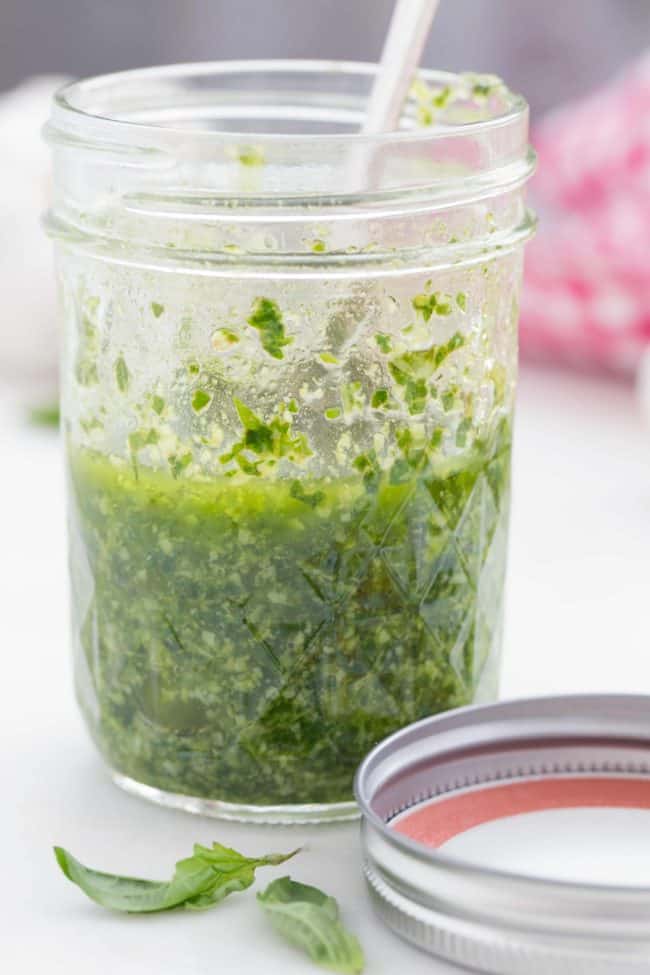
xmin=392 ymin=775 xmax=650 ymax=848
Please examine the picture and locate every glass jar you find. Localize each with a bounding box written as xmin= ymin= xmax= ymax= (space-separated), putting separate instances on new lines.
xmin=45 ymin=62 xmax=535 ymax=823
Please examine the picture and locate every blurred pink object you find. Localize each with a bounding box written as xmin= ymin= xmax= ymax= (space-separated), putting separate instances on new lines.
xmin=521 ymin=52 xmax=650 ymax=376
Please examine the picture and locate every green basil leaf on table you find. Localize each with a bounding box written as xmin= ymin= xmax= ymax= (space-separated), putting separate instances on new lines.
xmin=54 ymin=842 xmax=299 ymax=913
xmin=257 ymin=876 xmax=364 ymax=974
xmin=28 ymin=404 xmax=60 ymax=426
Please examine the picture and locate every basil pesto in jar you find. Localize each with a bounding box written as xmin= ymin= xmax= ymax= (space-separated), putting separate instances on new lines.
xmin=46 ymin=62 xmax=535 ymax=822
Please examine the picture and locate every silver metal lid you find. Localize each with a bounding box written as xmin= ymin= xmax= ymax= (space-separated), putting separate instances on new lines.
xmin=355 ymin=694 xmax=650 ymax=974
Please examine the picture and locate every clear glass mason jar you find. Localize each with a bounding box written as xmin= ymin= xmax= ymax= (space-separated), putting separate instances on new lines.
xmin=45 ymin=62 xmax=535 ymax=823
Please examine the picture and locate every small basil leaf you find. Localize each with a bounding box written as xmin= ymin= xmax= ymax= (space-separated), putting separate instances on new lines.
xmin=54 ymin=843 xmax=299 ymax=914
xmin=28 ymin=404 xmax=60 ymax=427
xmin=54 ymin=848 xmax=173 ymax=913
xmin=258 ymin=877 xmax=364 ymax=974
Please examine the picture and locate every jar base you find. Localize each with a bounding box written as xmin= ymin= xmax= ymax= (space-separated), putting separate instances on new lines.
xmin=111 ymin=770 xmax=360 ymax=825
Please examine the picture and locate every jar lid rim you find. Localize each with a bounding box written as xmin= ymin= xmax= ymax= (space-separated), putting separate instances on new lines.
xmin=356 ymin=692 xmax=650 ymax=896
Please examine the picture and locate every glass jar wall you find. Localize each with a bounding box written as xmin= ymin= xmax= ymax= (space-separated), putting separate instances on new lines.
xmin=46 ymin=62 xmax=535 ymax=822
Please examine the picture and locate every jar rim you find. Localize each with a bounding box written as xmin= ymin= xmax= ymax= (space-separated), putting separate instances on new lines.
xmin=45 ymin=59 xmax=535 ymax=262
xmin=50 ymin=59 xmax=528 ymax=148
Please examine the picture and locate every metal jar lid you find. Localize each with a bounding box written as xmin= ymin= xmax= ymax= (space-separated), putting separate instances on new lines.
xmin=355 ymin=694 xmax=650 ymax=974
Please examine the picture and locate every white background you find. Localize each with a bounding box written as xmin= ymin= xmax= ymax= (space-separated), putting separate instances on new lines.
xmin=3 ymin=365 xmax=649 ymax=973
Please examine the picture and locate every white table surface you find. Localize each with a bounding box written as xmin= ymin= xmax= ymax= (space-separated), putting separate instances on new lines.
xmin=2 ymin=366 xmax=649 ymax=974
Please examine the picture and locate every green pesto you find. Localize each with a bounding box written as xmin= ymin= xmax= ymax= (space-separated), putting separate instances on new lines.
xmin=212 ymin=327 xmax=240 ymax=349
xmin=320 ymin=352 xmax=339 ymax=365
xmin=412 ymin=291 xmax=453 ymax=321
xmin=410 ymin=73 xmax=505 ymax=127
xmin=192 ymin=389 xmax=212 ymax=414
xmin=114 ymin=356 xmax=130 ymax=393
xmin=247 ymin=298 xmax=293 ymax=359
xmin=151 ymin=395 xmax=166 ymax=416
xmin=238 ymin=146 xmax=265 ymax=167
xmin=219 ymin=399 xmax=312 ymax=476
xmin=340 ymin=382 xmax=364 ymax=415
xmin=388 ymin=333 xmax=465 ymax=415
xmin=68 ymin=418 xmax=511 ymax=806
xmin=371 ymin=389 xmax=389 ymax=409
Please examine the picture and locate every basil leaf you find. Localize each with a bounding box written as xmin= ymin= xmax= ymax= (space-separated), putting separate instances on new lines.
xmin=28 ymin=404 xmax=60 ymax=427
xmin=54 ymin=842 xmax=299 ymax=914
xmin=258 ymin=877 xmax=364 ymax=974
